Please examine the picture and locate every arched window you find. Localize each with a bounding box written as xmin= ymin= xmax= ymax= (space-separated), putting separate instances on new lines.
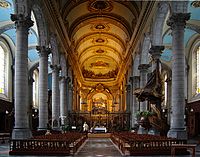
xmin=32 ymin=69 xmax=39 ymax=108
xmin=0 ymin=38 xmax=13 ymax=101
xmin=196 ymin=46 xmax=200 ymax=94
xmin=0 ymin=45 xmax=5 ymax=94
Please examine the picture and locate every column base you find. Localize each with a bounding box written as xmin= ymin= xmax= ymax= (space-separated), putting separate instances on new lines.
xmin=12 ymin=128 xmax=32 ymax=139
xmin=167 ymin=129 xmax=187 ymax=140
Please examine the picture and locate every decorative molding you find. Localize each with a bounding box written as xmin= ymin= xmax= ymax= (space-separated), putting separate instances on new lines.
xmin=0 ymin=0 xmax=11 ymax=8
xmin=88 ymin=0 xmax=113 ymax=13
xmin=191 ymin=1 xmax=200 ymax=8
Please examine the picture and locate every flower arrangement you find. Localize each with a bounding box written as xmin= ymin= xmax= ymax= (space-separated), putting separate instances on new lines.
xmin=136 ymin=111 xmax=155 ymax=119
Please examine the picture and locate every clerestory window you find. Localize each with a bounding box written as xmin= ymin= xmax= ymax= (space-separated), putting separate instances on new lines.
xmin=0 ymin=45 xmax=6 ymax=94
xmin=196 ymin=46 xmax=200 ymax=94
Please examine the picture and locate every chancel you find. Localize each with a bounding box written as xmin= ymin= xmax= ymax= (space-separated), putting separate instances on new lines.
xmin=0 ymin=0 xmax=200 ymax=156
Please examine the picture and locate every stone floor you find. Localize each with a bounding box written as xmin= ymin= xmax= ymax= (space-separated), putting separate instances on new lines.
xmin=75 ymin=138 xmax=122 ymax=156
xmin=1 ymin=137 xmax=200 ymax=157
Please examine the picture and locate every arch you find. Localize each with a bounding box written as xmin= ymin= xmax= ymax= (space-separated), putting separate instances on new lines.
xmin=60 ymin=53 xmax=67 ymax=77
xmin=0 ymin=22 xmax=15 ymax=35
xmin=87 ymin=88 xmax=113 ymax=100
xmin=152 ymin=2 xmax=170 ymax=46
xmin=133 ymin=53 xmax=140 ymax=76
xmin=29 ymin=60 xmax=39 ymax=75
xmin=31 ymin=2 xmax=49 ymax=46
xmin=140 ymin=33 xmax=151 ymax=64
xmin=0 ymin=36 xmax=13 ymax=101
xmin=50 ymin=34 xmax=60 ymax=66
xmin=187 ymin=35 xmax=200 ymax=101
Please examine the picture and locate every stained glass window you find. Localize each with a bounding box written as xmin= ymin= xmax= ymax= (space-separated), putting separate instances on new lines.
xmin=0 ymin=45 xmax=5 ymax=94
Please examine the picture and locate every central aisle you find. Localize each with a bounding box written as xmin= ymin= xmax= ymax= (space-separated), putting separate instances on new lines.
xmin=75 ymin=138 xmax=122 ymax=156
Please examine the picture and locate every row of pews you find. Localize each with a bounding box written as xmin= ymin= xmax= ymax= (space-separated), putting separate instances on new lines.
xmin=9 ymin=131 xmax=87 ymax=156
xmin=111 ymin=132 xmax=187 ymax=156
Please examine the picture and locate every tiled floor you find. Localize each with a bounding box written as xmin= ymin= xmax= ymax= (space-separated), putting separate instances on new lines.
xmin=1 ymin=138 xmax=200 ymax=157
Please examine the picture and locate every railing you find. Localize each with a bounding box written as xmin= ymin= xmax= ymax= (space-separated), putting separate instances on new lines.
xmin=0 ymin=133 xmax=10 ymax=144
xmin=111 ymin=132 xmax=186 ymax=156
xmin=9 ymin=134 xmax=87 ymax=156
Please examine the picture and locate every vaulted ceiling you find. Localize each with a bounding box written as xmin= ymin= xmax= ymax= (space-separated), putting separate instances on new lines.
xmin=47 ymin=0 xmax=146 ymax=88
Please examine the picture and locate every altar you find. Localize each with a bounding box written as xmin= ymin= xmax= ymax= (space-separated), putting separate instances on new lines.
xmin=92 ymin=127 xmax=107 ymax=133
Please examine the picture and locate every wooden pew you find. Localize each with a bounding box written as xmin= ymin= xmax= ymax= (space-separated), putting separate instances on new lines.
xmin=171 ymin=144 xmax=196 ymax=157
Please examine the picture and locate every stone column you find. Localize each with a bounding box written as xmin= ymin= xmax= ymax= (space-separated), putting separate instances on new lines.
xmin=166 ymin=78 xmax=172 ymax=125
xmin=28 ymin=76 xmax=34 ymax=130
xmin=68 ymin=84 xmax=73 ymax=111
xmin=167 ymin=13 xmax=190 ymax=139
xmin=51 ymin=65 xmax=60 ymax=130
xmin=11 ymin=14 xmax=33 ymax=139
xmin=66 ymin=77 xmax=71 ymax=113
xmin=126 ymin=84 xmax=131 ymax=113
xmin=60 ymin=76 xmax=67 ymax=126
xmin=119 ymin=90 xmax=123 ymax=111
xmin=37 ymin=46 xmax=50 ymax=130
xmin=138 ymin=64 xmax=150 ymax=111
xmin=130 ymin=76 xmax=140 ymax=128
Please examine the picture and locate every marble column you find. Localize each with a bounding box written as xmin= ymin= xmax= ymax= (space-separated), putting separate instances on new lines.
xmin=37 ymin=46 xmax=50 ymax=130
xmin=130 ymin=76 xmax=140 ymax=128
xmin=167 ymin=13 xmax=190 ymax=139
xmin=51 ymin=65 xmax=60 ymax=130
xmin=11 ymin=14 xmax=33 ymax=139
xmin=60 ymin=76 xmax=67 ymax=126
xmin=138 ymin=64 xmax=150 ymax=111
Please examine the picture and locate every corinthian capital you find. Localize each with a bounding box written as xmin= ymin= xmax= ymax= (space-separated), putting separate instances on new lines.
xmin=10 ymin=14 xmax=33 ymax=28
xmin=167 ymin=13 xmax=190 ymax=29
xmin=149 ymin=45 xmax=164 ymax=60
xmin=36 ymin=46 xmax=51 ymax=57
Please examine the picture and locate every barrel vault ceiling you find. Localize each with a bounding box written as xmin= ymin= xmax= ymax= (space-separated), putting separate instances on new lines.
xmin=46 ymin=0 xmax=147 ymax=89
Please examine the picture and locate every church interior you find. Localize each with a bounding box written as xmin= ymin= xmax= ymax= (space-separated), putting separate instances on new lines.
xmin=0 ymin=0 xmax=200 ymax=156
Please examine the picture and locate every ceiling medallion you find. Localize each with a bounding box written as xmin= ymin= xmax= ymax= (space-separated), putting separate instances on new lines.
xmin=95 ymin=38 xmax=105 ymax=43
xmin=0 ymin=0 xmax=11 ymax=8
xmin=90 ymin=23 xmax=110 ymax=31
xmin=96 ymin=49 xmax=105 ymax=54
xmin=191 ymin=1 xmax=200 ymax=8
xmin=95 ymin=24 xmax=105 ymax=30
xmin=88 ymin=0 xmax=113 ymax=12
